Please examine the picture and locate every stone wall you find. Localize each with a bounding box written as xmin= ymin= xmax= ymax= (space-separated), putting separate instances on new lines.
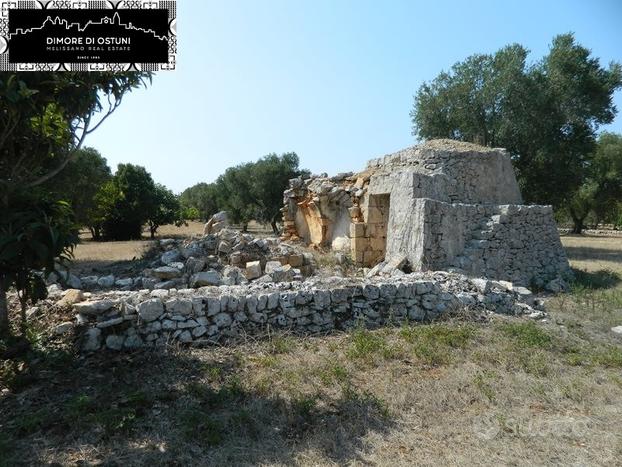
xmin=74 ymin=272 xmax=541 ymax=352
xmin=379 ymin=199 xmax=571 ymax=287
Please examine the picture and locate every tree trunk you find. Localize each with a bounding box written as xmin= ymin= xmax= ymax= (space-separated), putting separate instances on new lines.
xmin=569 ymin=209 xmax=586 ymax=235
xmin=242 ymin=223 xmax=248 ymax=233
xmin=271 ymin=220 xmax=279 ymax=235
xmin=0 ymin=280 xmax=9 ymax=336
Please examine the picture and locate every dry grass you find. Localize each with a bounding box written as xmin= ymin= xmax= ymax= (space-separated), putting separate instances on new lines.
xmin=1 ymin=234 xmax=621 ymax=466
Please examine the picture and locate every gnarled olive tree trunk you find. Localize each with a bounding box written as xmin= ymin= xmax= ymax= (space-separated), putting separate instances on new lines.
xmin=0 ymin=280 xmax=8 ymax=336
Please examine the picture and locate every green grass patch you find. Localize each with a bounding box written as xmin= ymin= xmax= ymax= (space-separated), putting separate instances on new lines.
xmin=500 ymin=322 xmax=552 ymax=349
xmin=347 ymin=329 xmax=388 ymax=360
xmin=319 ymin=362 xmax=350 ymax=386
xmin=473 ymin=370 xmax=498 ymax=402
xmin=268 ymin=335 xmax=296 ymax=354
xmin=400 ymin=323 xmax=476 ymax=365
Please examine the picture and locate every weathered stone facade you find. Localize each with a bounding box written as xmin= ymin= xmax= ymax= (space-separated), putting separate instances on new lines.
xmin=282 ymin=139 xmax=571 ymax=287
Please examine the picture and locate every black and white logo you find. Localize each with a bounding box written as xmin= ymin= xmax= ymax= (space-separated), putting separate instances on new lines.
xmin=1 ymin=0 xmax=176 ymax=71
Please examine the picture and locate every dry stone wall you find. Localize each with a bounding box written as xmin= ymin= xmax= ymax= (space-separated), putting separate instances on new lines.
xmin=74 ymin=271 xmax=542 ymax=352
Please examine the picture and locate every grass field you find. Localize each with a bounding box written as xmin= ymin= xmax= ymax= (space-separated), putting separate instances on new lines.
xmin=1 ymin=233 xmax=621 ymax=466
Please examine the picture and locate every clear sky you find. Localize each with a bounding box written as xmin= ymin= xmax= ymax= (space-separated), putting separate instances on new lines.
xmin=88 ymin=0 xmax=622 ymax=193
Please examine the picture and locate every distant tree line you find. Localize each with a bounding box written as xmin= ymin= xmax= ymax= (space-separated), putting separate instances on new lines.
xmin=44 ymin=147 xmax=185 ymax=241
xmin=411 ymin=33 xmax=622 ymax=233
xmin=180 ymin=152 xmax=309 ymax=233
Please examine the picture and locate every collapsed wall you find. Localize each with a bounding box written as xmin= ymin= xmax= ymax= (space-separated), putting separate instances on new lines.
xmin=281 ymin=139 xmax=572 ymax=287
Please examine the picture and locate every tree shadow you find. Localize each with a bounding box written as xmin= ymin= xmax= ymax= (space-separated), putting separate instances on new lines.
xmin=570 ymin=268 xmax=621 ymax=290
xmin=0 ymin=345 xmax=396 ymax=466
xmin=564 ymin=245 xmax=622 ymax=264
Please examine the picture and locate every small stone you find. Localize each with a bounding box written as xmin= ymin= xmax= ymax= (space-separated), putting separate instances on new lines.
xmin=124 ymin=334 xmax=143 ymax=349
xmin=97 ymin=275 xmax=115 ymax=288
xmin=58 ymin=289 xmax=84 ymax=307
xmin=115 ymin=278 xmax=134 ymax=288
xmin=83 ymin=328 xmax=102 ymax=351
xmin=106 ymin=334 xmax=125 ymax=350
xmin=26 ymin=307 xmax=39 ymax=319
xmin=177 ymin=319 xmax=199 ymax=329
xmin=138 ymin=299 xmax=164 ymax=322
xmin=161 ymin=250 xmax=181 ymax=265
xmin=186 ymin=257 xmax=206 ymax=274
xmin=245 ymin=260 xmax=262 ymax=280
xmin=162 ymin=319 xmax=177 ymax=330
xmin=54 ymin=321 xmax=73 ymax=335
xmin=74 ymin=300 xmax=115 ymax=316
xmin=190 ymin=271 xmax=222 ymax=287
xmin=611 ymin=326 xmax=622 ymax=335
xmin=178 ymin=331 xmax=193 ymax=343
xmin=154 ymin=280 xmax=178 ymax=290
xmin=165 ymin=298 xmax=193 ymax=315
xmin=264 ymin=261 xmax=282 ymax=274
xmin=96 ymin=317 xmax=123 ymax=329
xmin=153 ymin=266 xmax=182 ymax=279
xmin=214 ymin=312 xmax=232 ymax=328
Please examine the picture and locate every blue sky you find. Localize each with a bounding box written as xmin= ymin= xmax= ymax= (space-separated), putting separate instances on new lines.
xmin=88 ymin=0 xmax=622 ymax=193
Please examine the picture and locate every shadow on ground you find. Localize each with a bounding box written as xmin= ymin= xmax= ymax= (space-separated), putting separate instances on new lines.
xmin=570 ymin=268 xmax=621 ymax=290
xmin=564 ymin=245 xmax=622 ymax=263
xmin=0 ymin=344 xmax=395 ymax=466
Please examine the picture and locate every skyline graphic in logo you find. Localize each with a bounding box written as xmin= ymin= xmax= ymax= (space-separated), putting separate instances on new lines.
xmin=0 ymin=0 xmax=176 ymax=71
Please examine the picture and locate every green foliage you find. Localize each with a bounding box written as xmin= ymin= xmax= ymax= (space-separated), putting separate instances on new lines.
xmin=146 ymin=183 xmax=182 ymax=238
xmin=180 ymin=182 xmax=221 ymax=221
xmin=0 ymin=72 xmax=151 ymax=191
xmin=411 ymin=34 xmax=622 ymax=209
xmin=250 ymin=153 xmax=310 ymax=232
xmin=43 ymin=147 xmax=112 ymax=239
xmin=96 ymin=164 xmax=156 ymax=240
xmin=0 ymin=72 xmax=150 ymax=335
xmin=182 ymin=152 xmax=308 ymax=232
xmin=0 ymin=190 xmax=78 ymax=332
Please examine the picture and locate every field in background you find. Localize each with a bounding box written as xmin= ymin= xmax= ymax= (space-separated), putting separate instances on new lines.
xmin=1 ymin=233 xmax=621 ymax=465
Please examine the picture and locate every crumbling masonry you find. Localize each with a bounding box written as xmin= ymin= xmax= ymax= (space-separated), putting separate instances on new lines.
xmin=282 ymin=139 xmax=571 ymax=287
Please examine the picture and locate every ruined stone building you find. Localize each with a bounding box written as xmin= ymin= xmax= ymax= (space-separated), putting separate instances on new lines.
xmin=281 ymin=139 xmax=571 ymax=287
